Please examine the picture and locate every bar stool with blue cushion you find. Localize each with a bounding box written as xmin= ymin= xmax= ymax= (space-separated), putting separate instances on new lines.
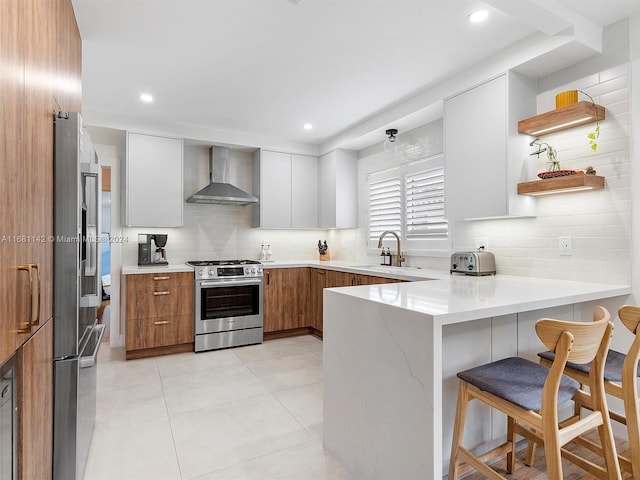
xmin=449 ymin=309 xmax=621 ymax=480
xmin=535 ymin=305 xmax=640 ymax=477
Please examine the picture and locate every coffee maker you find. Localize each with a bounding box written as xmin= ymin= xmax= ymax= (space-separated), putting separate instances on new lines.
xmin=152 ymin=234 xmax=168 ymax=265
xmin=137 ymin=234 xmax=168 ymax=266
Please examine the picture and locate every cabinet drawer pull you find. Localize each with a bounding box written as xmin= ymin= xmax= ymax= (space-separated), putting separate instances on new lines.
xmin=154 ymin=320 xmax=170 ymax=325
xmin=153 ymin=291 xmax=170 ymax=296
xmin=153 ymin=276 xmax=170 ymax=281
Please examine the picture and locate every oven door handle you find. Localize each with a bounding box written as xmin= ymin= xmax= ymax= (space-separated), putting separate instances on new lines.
xmin=198 ymin=278 xmax=262 ymax=288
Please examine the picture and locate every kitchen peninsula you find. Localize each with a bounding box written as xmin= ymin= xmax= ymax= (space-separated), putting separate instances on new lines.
xmin=322 ymin=274 xmax=631 ymax=480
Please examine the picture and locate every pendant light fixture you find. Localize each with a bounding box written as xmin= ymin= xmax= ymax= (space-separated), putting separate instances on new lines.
xmin=383 ymin=128 xmax=403 ymax=154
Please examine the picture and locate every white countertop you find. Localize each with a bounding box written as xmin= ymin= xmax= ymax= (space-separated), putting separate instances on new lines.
xmin=122 ymin=264 xmax=194 ymax=275
xmin=262 ymin=259 xmax=447 ymax=282
xmin=325 ymin=274 xmax=631 ymax=325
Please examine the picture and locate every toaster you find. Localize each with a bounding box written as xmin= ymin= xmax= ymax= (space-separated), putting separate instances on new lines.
xmin=450 ymin=251 xmax=496 ymax=276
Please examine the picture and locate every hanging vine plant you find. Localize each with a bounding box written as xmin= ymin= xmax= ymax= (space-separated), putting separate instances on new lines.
xmin=578 ymin=89 xmax=600 ymax=152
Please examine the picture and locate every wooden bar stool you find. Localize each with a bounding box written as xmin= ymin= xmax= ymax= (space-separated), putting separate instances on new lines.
xmin=536 ymin=305 xmax=640 ymax=477
xmin=449 ymin=309 xmax=621 ymax=480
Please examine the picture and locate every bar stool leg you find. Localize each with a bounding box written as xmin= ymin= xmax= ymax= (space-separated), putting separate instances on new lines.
xmin=449 ymin=381 xmax=470 ymax=480
xmin=625 ymin=398 xmax=640 ymax=478
xmin=542 ymin=429 xmax=563 ymax=480
xmin=524 ymin=436 xmax=537 ymax=466
xmin=506 ymin=416 xmax=516 ymax=473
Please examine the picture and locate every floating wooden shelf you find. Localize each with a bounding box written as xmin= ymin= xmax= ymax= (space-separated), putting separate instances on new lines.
xmin=518 ymin=101 xmax=605 ymax=136
xmin=517 ymin=174 xmax=605 ymax=196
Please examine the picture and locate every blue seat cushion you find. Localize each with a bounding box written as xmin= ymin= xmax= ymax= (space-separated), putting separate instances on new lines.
xmin=538 ymin=349 xmax=636 ymax=383
xmin=457 ymin=357 xmax=580 ymax=411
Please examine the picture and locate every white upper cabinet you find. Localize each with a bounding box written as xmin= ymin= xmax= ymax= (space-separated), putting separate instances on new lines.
xmin=318 ymin=149 xmax=357 ymax=229
xmin=252 ymin=149 xmax=318 ymax=228
xmin=125 ymin=132 xmax=184 ymax=227
xmin=291 ymin=154 xmax=318 ymax=228
xmin=444 ymin=71 xmax=537 ymax=220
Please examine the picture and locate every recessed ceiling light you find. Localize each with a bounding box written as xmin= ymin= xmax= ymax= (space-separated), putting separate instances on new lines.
xmin=302 ymin=123 xmax=313 ymax=130
xmin=468 ymin=10 xmax=488 ymax=23
xmin=140 ymin=93 xmax=153 ymax=103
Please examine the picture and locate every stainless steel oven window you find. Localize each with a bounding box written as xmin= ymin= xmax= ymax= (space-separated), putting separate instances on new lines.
xmin=200 ymin=284 xmax=260 ymax=319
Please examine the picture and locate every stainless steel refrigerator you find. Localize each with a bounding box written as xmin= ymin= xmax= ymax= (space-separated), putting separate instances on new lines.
xmin=53 ymin=112 xmax=105 ymax=480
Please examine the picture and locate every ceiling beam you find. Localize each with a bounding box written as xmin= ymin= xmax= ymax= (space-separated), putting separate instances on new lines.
xmin=485 ymin=0 xmax=602 ymax=53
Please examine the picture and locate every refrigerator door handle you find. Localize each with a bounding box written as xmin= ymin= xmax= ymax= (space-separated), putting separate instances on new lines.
xmin=79 ymin=325 xmax=105 ymax=369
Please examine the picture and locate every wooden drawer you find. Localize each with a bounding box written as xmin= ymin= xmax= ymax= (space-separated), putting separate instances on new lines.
xmin=126 ymin=284 xmax=193 ymax=320
xmin=126 ymin=271 xmax=193 ymax=289
xmin=126 ymin=314 xmax=193 ymax=350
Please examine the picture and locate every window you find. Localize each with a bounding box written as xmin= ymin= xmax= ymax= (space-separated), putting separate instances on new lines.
xmin=368 ymin=155 xmax=449 ymax=252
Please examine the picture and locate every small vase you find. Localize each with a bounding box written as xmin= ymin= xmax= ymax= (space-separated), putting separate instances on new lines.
xmin=555 ymin=90 xmax=578 ymax=109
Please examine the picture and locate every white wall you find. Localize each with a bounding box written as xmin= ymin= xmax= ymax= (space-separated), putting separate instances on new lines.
xmin=341 ymin=19 xmax=634 ymax=284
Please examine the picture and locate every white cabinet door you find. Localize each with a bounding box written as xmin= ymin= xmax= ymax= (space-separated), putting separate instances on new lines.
xmin=318 ymin=149 xmax=357 ymax=228
xmin=291 ymin=154 xmax=318 ymax=228
xmin=125 ymin=133 xmax=183 ymax=227
xmin=253 ymin=150 xmax=292 ymax=228
xmin=444 ymin=72 xmax=536 ymax=220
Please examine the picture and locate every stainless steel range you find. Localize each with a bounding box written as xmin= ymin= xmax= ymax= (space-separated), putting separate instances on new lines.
xmin=188 ymin=260 xmax=263 ymax=352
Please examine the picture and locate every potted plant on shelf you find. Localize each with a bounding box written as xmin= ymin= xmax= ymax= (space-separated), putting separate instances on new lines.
xmin=530 ymin=138 xmax=560 ymax=172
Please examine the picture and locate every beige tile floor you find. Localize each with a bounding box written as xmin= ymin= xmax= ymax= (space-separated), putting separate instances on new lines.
xmin=85 ymin=335 xmax=352 ymax=480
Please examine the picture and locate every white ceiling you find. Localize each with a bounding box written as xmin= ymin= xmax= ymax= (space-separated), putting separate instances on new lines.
xmin=72 ymin=0 xmax=639 ymax=153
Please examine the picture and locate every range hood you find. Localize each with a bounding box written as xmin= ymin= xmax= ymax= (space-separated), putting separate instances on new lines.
xmin=187 ymin=146 xmax=259 ymax=205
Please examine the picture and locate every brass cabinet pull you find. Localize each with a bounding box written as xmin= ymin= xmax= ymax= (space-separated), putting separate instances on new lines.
xmin=153 ymin=291 xmax=170 ymax=296
xmin=266 ymin=271 xmax=270 ymax=285
xmin=29 ymin=263 xmax=41 ymax=326
xmin=153 ymin=276 xmax=170 ymax=281
xmin=154 ymin=320 xmax=170 ymax=325
xmin=17 ymin=264 xmax=33 ymax=334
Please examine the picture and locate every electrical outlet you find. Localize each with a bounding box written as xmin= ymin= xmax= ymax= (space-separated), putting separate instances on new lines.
xmin=559 ymin=236 xmax=573 ymax=256
xmin=474 ymin=237 xmax=488 ymax=251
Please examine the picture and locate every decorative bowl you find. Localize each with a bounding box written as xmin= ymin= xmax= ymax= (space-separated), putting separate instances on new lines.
xmin=537 ymin=170 xmax=577 ymax=179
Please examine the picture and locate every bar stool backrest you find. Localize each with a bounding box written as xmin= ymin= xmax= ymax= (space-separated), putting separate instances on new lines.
xmin=536 ymin=307 xmax=612 ymax=365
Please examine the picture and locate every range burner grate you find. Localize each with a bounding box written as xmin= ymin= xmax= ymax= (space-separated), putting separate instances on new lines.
xmin=187 ymin=259 xmax=261 ymax=267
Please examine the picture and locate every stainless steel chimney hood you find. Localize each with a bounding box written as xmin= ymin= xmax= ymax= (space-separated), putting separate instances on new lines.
xmin=187 ymin=146 xmax=258 ymax=205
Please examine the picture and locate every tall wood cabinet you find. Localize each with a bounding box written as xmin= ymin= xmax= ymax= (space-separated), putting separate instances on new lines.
xmin=0 ymin=1 xmax=81 ymax=478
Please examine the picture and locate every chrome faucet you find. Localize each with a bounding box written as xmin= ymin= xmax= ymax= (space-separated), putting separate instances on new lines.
xmin=377 ymin=231 xmax=405 ymax=267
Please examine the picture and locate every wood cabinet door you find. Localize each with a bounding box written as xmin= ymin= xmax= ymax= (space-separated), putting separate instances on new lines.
xmin=126 ymin=314 xmax=193 ymax=350
xmin=310 ymin=269 xmax=328 ymax=331
xmin=0 ymin=0 xmax=25 ymax=363
xmin=263 ymin=268 xmax=309 ymax=333
xmin=18 ymin=318 xmax=53 ymax=480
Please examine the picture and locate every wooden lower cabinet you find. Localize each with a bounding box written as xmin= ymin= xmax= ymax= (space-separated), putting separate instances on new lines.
xmin=124 ymin=272 xmax=194 ymax=359
xmin=18 ymin=319 xmax=53 ymax=480
xmin=263 ymin=268 xmax=310 ymax=333
xmin=266 ymin=267 xmax=405 ymax=336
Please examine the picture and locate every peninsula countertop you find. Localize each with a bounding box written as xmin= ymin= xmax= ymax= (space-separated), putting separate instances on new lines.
xmin=324 ymin=274 xmax=631 ymax=325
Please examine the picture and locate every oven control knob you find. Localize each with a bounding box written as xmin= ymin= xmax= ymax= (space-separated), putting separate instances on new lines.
xmin=251 ymin=267 xmax=257 ymax=274
xmin=208 ymin=269 xmax=215 ymax=276
xmin=198 ymin=268 xmax=205 ymax=277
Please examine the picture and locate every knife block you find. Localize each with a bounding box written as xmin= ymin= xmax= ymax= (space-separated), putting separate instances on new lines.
xmin=319 ymin=248 xmax=331 ymax=261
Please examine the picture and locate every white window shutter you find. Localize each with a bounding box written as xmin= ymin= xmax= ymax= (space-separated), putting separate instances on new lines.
xmin=368 ymin=169 xmax=402 ymax=247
